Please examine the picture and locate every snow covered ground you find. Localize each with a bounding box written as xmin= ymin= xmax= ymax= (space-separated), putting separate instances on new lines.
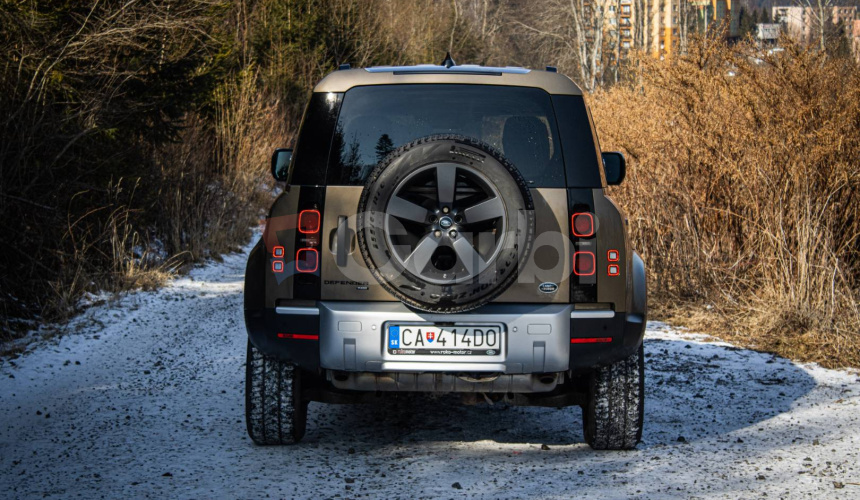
xmin=2 ymin=236 xmax=859 ymax=499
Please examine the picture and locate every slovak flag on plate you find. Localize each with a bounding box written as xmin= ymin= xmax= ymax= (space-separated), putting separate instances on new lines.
xmin=426 ymin=331 xmax=435 ymax=343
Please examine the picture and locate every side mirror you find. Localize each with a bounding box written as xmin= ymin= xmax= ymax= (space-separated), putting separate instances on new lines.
xmin=271 ymin=148 xmax=293 ymax=182
xmin=602 ymin=151 xmax=626 ymax=186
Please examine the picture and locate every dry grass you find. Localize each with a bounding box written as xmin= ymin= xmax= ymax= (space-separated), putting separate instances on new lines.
xmin=149 ymin=69 xmax=293 ymax=262
xmin=590 ymin=36 xmax=860 ymax=367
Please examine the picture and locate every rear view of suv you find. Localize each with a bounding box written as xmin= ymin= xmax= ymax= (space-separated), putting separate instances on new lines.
xmin=243 ymin=58 xmax=647 ymax=450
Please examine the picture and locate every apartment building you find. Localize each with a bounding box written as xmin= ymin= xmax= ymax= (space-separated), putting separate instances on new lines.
xmin=773 ymin=5 xmax=858 ymax=43
xmin=609 ymin=0 xmax=738 ymax=58
xmin=854 ymin=20 xmax=860 ymax=62
xmin=605 ymin=0 xmax=636 ymax=54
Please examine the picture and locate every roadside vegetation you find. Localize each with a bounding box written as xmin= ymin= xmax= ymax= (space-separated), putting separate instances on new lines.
xmin=1 ymin=1 xmax=857 ymax=367
xmin=591 ymin=36 xmax=860 ymax=367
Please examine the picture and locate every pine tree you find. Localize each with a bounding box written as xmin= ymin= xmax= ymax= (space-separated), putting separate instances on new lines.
xmin=739 ymin=7 xmax=756 ymax=38
xmin=375 ymin=134 xmax=395 ymax=161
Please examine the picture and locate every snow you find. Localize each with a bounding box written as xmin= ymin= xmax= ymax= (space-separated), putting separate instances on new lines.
xmin=2 ymin=235 xmax=859 ymax=499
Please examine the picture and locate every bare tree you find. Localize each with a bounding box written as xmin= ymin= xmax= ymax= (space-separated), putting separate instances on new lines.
xmin=514 ymin=0 xmax=610 ymax=91
xmin=790 ymin=0 xmax=834 ymax=51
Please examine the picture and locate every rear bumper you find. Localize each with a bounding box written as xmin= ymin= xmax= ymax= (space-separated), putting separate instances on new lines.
xmin=319 ymin=302 xmax=571 ymax=374
xmin=245 ymin=301 xmax=645 ymax=374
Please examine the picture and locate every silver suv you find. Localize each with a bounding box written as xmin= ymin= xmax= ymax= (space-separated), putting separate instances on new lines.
xmin=244 ymin=57 xmax=647 ymax=450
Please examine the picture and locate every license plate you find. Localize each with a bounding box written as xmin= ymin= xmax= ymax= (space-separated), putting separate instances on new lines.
xmin=387 ymin=324 xmax=502 ymax=356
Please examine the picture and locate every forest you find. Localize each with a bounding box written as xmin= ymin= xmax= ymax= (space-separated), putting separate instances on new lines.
xmin=1 ymin=0 xmax=858 ymax=367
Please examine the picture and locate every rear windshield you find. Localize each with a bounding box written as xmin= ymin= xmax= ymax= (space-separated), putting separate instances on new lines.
xmin=326 ymin=84 xmax=568 ymax=187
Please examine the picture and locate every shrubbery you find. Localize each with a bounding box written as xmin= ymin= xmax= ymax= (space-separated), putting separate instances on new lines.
xmin=591 ymin=37 xmax=860 ymax=366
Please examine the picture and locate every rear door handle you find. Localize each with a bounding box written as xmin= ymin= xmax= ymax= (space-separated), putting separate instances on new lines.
xmin=336 ymin=215 xmax=348 ymax=267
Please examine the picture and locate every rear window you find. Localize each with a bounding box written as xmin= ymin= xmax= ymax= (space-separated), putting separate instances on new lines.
xmin=326 ymin=84 xmax=567 ymax=187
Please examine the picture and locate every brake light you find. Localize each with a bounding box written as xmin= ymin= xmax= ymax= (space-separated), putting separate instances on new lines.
xmin=573 ymin=251 xmax=596 ymax=276
xmin=571 ymin=337 xmax=612 ymax=344
xmin=607 ymin=249 xmax=619 ymax=262
xmin=296 ymin=248 xmax=319 ymax=273
xmin=571 ymin=213 xmax=594 ymax=237
xmin=277 ymin=333 xmax=319 ymax=340
xmin=273 ymin=246 xmax=285 ymax=258
xmin=298 ymin=209 xmax=321 ymax=234
xmin=272 ymin=261 xmax=284 ymax=273
xmin=608 ymin=264 xmax=620 ymax=276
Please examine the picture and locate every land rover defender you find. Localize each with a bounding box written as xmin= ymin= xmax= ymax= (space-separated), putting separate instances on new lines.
xmin=244 ymin=57 xmax=647 ymax=450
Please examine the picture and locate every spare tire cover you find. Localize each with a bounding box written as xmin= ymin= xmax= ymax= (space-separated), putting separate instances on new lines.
xmin=357 ymin=134 xmax=535 ymax=313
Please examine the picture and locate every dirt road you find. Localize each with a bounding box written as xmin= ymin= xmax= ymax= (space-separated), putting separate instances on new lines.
xmin=2 ymin=238 xmax=859 ymax=499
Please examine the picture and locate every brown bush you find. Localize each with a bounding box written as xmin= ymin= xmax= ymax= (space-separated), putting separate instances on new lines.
xmin=590 ymin=36 xmax=860 ymax=367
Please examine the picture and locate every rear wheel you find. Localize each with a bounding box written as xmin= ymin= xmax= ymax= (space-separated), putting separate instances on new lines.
xmin=582 ymin=344 xmax=645 ymax=450
xmin=245 ymin=340 xmax=307 ymax=445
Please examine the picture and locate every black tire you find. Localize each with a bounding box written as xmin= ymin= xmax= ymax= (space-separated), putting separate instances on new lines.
xmin=583 ymin=344 xmax=645 ymax=450
xmin=357 ymin=134 xmax=534 ymax=313
xmin=245 ymin=340 xmax=307 ymax=445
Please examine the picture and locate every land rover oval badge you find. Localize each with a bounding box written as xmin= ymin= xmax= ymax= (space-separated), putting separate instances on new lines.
xmin=538 ymin=282 xmax=558 ymax=294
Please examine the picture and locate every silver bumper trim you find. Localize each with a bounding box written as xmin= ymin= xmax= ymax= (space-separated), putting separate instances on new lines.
xmin=275 ymin=306 xmax=319 ymax=316
xmin=570 ymin=310 xmax=615 ymax=319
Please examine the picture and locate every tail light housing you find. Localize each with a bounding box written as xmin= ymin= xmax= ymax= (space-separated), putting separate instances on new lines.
xmin=571 ymin=213 xmax=594 ymax=237
xmin=573 ymin=251 xmax=597 ymax=276
xmin=573 ymin=251 xmax=596 ymax=276
xmin=298 ymin=209 xmax=321 ymax=234
xmin=295 ymin=206 xmax=321 ymax=273
xmin=296 ymin=248 xmax=319 ymax=273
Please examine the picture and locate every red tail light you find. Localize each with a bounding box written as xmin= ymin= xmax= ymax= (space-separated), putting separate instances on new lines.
xmin=298 ymin=209 xmax=321 ymax=234
xmin=573 ymin=251 xmax=596 ymax=276
xmin=295 ymin=248 xmax=319 ymax=273
xmin=272 ymin=246 xmax=285 ymax=258
xmin=272 ymin=261 xmax=284 ymax=273
xmin=277 ymin=333 xmax=319 ymax=340
xmin=571 ymin=213 xmax=594 ymax=237
xmin=571 ymin=337 xmax=612 ymax=344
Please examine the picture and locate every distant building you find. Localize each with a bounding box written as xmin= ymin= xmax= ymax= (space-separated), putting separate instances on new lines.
xmin=602 ymin=0 xmax=742 ymax=60
xmin=853 ymin=19 xmax=860 ymax=62
xmin=772 ymin=5 xmax=858 ymax=44
xmin=832 ymin=6 xmax=857 ymax=25
xmin=604 ymin=0 xmax=636 ymax=54
xmin=772 ymin=6 xmax=811 ymax=41
xmin=626 ymin=0 xmax=740 ymax=58
xmin=756 ymin=23 xmax=781 ymax=41
xmin=692 ymin=0 xmax=740 ymax=38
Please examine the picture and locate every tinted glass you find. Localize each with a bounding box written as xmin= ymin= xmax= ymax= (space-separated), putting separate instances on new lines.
xmin=290 ymin=92 xmax=342 ymax=186
xmin=550 ymin=95 xmax=603 ymax=188
xmin=327 ymin=84 xmax=566 ymax=187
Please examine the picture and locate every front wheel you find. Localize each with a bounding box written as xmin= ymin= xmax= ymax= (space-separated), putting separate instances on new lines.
xmin=582 ymin=344 xmax=645 ymax=450
xmin=245 ymin=340 xmax=307 ymax=445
